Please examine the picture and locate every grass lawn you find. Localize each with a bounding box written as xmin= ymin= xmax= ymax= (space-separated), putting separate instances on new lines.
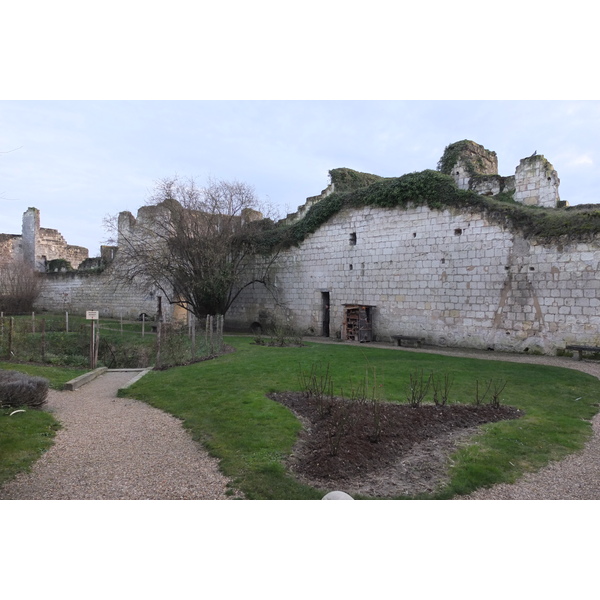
xmin=0 ymin=362 xmax=88 ymax=487
xmin=122 ymin=336 xmax=600 ymax=500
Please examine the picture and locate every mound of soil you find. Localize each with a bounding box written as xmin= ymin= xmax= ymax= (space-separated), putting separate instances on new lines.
xmin=269 ymin=392 xmax=524 ymax=498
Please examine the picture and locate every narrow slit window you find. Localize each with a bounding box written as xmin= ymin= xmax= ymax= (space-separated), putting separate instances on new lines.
xmin=349 ymin=232 xmax=357 ymax=245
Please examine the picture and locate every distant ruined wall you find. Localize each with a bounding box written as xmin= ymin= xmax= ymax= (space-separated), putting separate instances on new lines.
xmin=39 ymin=227 xmax=88 ymax=268
xmin=35 ymin=268 xmax=168 ymax=320
xmin=21 ymin=207 xmax=43 ymax=270
xmin=34 ymin=204 xmax=173 ymax=320
xmin=283 ymin=182 xmax=335 ymax=225
xmin=227 ymin=204 xmax=600 ymax=355
xmin=0 ymin=207 xmax=89 ymax=270
xmin=0 ymin=234 xmax=20 ymax=265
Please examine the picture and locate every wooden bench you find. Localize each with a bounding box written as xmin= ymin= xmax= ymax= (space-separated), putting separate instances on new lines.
xmin=391 ymin=335 xmax=423 ymax=348
xmin=565 ymin=345 xmax=600 ymax=360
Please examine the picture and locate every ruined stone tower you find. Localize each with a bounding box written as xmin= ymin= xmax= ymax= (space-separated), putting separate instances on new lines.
xmin=438 ymin=140 xmax=561 ymax=207
xmin=514 ymin=154 xmax=560 ymax=207
xmin=21 ymin=207 xmax=41 ymax=270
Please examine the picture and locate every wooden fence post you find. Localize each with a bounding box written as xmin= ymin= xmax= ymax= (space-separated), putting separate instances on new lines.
xmin=41 ymin=318 xmax=46 ymax=362
xmin=8 ymin=317 xmax=14 ymax=360
xmin=191 ymin=315 xmax=196 ymax=359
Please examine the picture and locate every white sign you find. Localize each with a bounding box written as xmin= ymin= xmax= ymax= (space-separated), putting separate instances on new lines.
xmin=86 ymin=311 xmax=99 ymax=320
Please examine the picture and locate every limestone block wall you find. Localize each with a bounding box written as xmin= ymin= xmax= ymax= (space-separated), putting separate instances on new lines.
xmin=1 ymin=208 xmax=90 ymax=271
xmin=39 ymin=228 xmax=89 ymax=268
xmin=21 ymin=207 xmax=43 ymax=270
xmin=227 ymin=204 xmax=600 ymax=355
xmin=35 ymin=269 xmax=169 ymax=321
xmin=514 ymin=155 xmax=560 ymax=207
xmin=450 ymin=143 xmax=498 ymax=191
xmin=283 ymin=183 xmax=335 ymax=225
xmin=469 ymin=175 xmax=515 ymax=197
xmin=0 ymin=234 xmax=20 ymax=265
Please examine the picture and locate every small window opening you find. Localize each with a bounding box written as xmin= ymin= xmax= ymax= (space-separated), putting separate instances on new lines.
xmin=349 ymin=264 xmax=353 ymax=270
xmin=413 ymin=232 xmax=417 ymax=238
xmin=349 ymin=232 xmax=357 ymax=245
xmin=454 ymin=228 xmax=463 ymax=236
xmin=441 ymin=258 xmax=446 ymax=264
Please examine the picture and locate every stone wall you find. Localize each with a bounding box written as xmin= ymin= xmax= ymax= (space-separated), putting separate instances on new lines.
xmin=445 ymin=141 xmax=560 ymax=207
xmin=0 ymin=207 xmax=89 ymax=270
xmin=448 ymin=141 xmax=498 ymax=190
xmin=39 ymin=227 xmax=89 ymax=268
xmin=227 ymin=204 xmax=600 ymax=355
xmin=0 ymin=234 xmax=20 ymax=265
xmin=283 ymin=182 xmax=335 ymax=225
xmin=35 ymin=267 xmax=167 ymax=320
xmin=514 ymin=155 xmax=560 ymax=207
xmin=21 ymin=140 xmax=592 ymax=353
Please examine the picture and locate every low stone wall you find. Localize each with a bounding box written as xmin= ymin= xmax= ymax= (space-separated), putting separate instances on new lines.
xmin=35 ymin=270 xmax=164 ymax=321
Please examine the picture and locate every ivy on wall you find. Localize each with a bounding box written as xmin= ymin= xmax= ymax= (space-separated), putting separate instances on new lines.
xmin=437 ymin=140 xmax=497 ymax=177
xmin=252 ymin=168 xmax=600 ymax=253
xmin=328 ymin=167 xmax=384 ymax=193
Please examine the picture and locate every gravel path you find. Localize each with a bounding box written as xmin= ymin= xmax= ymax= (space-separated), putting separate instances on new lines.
xmin=0 ymin=370 xmax=233 ymax=500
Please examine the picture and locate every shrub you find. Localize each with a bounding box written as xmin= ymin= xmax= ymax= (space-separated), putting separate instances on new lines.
xmin=0 ymin=260 xmax=42 ymax=314
xmin=0 ymin=369 xmax=49 ymax=409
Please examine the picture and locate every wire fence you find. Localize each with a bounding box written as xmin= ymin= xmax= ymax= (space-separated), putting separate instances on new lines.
xmin=0 ymin=312 xmax=224 ymax=370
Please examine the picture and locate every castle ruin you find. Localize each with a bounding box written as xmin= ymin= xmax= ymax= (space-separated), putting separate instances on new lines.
xmin=0 ymin=207 xmax=89 ymax=270
xmin=3 ymin=140 xmax=599 ymax=356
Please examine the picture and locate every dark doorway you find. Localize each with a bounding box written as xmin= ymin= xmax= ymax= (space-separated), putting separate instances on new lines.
xmin=322 ymin=292 xmax=330 ymax=337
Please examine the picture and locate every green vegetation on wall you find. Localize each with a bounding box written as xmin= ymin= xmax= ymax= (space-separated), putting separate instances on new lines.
xmin=437 ymin=139 xmax=497 ymax=176
xmin=328 ymin=167 xmax=385 ymax=193
xmin=255 ymin=168 xmax=600 ymax=253
xmin=46 ymin=259 xmax=73 ymax=273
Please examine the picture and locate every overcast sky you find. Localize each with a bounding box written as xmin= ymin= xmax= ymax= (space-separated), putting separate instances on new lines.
xmin=2 ymin=100 xmax=600 ymax=256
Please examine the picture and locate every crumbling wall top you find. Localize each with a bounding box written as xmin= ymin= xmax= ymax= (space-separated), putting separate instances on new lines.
xmin=437 ymin=140 xmax=498 ymax=178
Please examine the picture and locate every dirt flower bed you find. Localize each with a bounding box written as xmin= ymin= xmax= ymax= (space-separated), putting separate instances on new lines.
xmin=269 ymin=392 xmax=523 ymax=498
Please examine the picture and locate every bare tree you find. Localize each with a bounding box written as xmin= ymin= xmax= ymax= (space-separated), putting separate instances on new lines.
xmin=106 ymin=176 xmax=280 ymax=319
xmin=0 ymin=258 xmax=42 ymax=314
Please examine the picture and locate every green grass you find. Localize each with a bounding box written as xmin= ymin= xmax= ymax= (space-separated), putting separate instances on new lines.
xmin=122 ymin=336 xmax=600 ymax=500
xmin=0 ymin=362 xmax=89 ymax=487
xmin=0 ymin=407 xmax=60 ymax=487
xmin=0 ymin=362 xmax=88 ymax=390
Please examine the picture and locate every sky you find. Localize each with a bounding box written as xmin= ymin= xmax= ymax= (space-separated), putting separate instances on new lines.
xmin=2 ymin=100 xmax=600 ymax=256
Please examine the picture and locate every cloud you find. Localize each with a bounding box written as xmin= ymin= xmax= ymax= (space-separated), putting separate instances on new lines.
xmin=566 ymin=154 xmax=594 ymax=168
